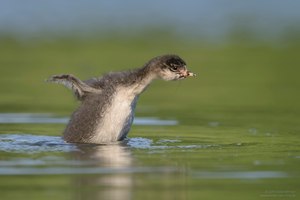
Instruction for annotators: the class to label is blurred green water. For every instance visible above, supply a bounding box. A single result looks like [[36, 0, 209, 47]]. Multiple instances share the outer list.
[[0, 36, 299, 200]]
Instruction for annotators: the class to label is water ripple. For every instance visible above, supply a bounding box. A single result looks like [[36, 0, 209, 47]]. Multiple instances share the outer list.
[[0, 134, 76, 153], [0, 134, 214, 153]]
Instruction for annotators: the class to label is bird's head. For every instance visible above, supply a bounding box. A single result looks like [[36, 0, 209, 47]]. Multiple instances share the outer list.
[[149, 55, 195, 81]]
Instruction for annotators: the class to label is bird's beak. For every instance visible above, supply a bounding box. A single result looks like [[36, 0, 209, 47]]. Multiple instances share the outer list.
[[187, 70, 196, 77], [180, 67, 196, 78]]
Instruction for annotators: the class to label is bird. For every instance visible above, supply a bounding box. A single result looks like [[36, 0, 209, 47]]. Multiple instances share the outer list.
[[47, 54, 195, 144]]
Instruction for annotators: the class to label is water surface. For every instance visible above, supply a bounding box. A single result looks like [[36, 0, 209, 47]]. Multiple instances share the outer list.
[[0, 113, 299, 200], [0, 42, 299, 200]]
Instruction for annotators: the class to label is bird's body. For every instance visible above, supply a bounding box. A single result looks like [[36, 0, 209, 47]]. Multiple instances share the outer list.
[[48, 55, 195, 144]]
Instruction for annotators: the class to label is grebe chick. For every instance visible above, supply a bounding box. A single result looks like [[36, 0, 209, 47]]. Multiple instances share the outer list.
[[48, 54, 195, 144]]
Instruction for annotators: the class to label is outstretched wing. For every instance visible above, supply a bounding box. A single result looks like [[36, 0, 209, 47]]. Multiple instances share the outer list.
[[47, 74, 101, 100]]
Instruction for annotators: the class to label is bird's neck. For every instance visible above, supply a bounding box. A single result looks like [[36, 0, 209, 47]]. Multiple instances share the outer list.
[[129, 66, 157, 96]]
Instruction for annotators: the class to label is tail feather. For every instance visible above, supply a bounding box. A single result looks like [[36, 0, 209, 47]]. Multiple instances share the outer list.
[[47, 74, 101, 100]]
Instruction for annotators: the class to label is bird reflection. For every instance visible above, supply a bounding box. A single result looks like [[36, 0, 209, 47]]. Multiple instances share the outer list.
[[70, 141, 133, 200]]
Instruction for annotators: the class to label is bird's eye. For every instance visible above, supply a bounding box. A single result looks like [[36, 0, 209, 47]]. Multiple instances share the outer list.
[[169, 64, 178, 72]]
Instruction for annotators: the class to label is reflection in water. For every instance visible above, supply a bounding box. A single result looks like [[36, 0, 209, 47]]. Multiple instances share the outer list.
[[0, 133, 289, 199], [71, 142, 133, 200]]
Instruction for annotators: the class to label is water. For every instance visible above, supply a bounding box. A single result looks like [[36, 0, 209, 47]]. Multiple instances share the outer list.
[[0, 113, 299, 200], [0, 113, 177, 125], [0, 133, 288, 179], [0, 42, 299, 199]]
